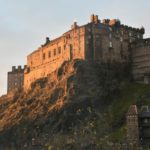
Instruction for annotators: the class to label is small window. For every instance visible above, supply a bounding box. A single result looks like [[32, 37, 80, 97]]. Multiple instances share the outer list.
[[43, 53, 46, 60], [129, 39, 132, 43], [129, 32, 132, 37], [109, 41, 113, 48], [109, 27, 112, 31], [48, 51, 51, 58], [54, 49, 56, 56], [58, 47, 61, 54], [120, 37, 123, 42], [109, 33, 112, 39], [64, 45, 66, 50]]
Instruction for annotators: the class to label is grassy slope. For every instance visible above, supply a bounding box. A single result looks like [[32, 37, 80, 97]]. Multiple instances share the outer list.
[[108, 82, 150, 142]]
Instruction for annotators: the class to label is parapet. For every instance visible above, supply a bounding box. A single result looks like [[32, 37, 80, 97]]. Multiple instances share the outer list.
[[9, 65, 26, 74], [132, 38, 150, 48]]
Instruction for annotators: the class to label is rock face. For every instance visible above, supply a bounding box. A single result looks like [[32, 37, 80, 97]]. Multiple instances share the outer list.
[[0, 60, 130, 149]]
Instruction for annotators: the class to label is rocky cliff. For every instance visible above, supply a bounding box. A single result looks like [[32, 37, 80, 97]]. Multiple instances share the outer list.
[[0, 59, 149, 150]]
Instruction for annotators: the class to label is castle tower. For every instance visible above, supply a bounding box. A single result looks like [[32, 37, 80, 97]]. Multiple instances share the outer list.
[[126, 105, 139, 145], [7, 66, 25, 93]]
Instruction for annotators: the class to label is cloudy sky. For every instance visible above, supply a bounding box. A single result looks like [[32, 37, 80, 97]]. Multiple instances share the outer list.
[[0, 0, 150, 96]]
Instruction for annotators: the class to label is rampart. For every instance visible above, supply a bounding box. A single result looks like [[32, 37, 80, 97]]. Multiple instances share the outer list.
[[131, 38, 150, 81]]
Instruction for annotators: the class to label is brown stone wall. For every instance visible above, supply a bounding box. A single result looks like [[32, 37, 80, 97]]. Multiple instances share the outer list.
[[84, 22, 142, 62], [24, 15, 145, 90], [24, 26, 85, 90], [7, 66, 24, 93], [132, 39, 150, 80]]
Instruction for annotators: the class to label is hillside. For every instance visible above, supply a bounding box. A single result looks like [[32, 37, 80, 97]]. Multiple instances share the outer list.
[[0, 60, 150, 150]]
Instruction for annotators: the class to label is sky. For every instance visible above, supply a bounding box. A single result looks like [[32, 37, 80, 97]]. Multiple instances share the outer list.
[[0, 0, 150, 96]]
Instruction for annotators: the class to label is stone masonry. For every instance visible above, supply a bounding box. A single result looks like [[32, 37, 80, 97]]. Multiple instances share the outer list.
[[8, 14, 150, 92], [22, 14, 144, 91], [7, 66, 26, 93]]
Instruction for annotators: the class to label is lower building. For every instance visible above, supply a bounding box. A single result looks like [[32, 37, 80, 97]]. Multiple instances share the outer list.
[[127, 105, 150, 148]]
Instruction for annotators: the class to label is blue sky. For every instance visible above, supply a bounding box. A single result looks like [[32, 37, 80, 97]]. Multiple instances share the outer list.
[[0, 0, 150, 96]]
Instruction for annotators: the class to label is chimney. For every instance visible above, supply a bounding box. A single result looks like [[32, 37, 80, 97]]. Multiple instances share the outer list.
[[90, 14, 100, 24], [46, 37, 50, 44], [71, 22, 78, 29], [94, 15, 99, 23], [90, 14, 95, 23]]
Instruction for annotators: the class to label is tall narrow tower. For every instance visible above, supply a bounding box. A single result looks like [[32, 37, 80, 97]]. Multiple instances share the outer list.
[[126, 105, 139, 145]]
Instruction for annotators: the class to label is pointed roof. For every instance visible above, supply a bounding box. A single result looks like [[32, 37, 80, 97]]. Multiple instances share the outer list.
[[127, 105, 138, 116]]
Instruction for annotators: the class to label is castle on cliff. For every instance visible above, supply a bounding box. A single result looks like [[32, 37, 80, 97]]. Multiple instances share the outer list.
[[7, 14, 150, 92]]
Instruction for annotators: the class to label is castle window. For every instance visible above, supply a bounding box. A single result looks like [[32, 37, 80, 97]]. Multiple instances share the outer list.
[[43, 53, 46, 60], [58, 47, 61, 54], [120, 37, 123, 42], [109, 33, 112, 39], [48, 51, 51, 58], [109, 27, 112, 31], [109, 41, 113, 48], [144, 119, 148, 124], [64, 45, 66, 50], [54, 49, 56, 56], [129, 32, 132, 37], [129, 39, 132, 43]]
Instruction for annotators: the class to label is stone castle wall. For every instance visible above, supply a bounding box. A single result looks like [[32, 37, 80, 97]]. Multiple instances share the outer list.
[[132, 39, 150, 81], [19, 15, 145, 91], [8, 66, 26, 93], [24, 25, 85, 90]]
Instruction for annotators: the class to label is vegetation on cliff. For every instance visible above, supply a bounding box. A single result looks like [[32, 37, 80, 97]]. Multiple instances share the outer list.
[[0, 60, 150, 150]]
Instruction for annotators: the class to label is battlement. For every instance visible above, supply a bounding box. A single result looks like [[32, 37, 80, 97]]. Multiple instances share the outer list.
[[8, 65, 27, 74], [131, 38, 150, 48], [90, 14, 144, 35]]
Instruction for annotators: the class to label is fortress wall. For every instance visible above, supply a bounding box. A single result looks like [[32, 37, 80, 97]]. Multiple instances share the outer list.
[[132, 42, 150, 80], [24, 17, 145, 90], [24, 26, 86, 90], [24, 57, 66, 90], [91, 25, 131, 62]]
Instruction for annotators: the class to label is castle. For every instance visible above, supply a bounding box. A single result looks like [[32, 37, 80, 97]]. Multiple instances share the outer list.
[[7, 14, 150, 92]]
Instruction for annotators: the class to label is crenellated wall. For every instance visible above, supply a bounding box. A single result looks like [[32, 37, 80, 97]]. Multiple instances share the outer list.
[[8, 65, 26, 93]]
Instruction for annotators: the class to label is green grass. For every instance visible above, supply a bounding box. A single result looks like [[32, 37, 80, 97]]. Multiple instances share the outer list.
[[106, 82, 150, 141]]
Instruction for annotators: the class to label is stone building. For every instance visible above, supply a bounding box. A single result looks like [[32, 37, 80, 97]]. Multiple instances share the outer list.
[[126, 105, 139, 145], [7, 66, 26, 93], [23, 14, 144, 90], [127, 105, 150, 147]]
